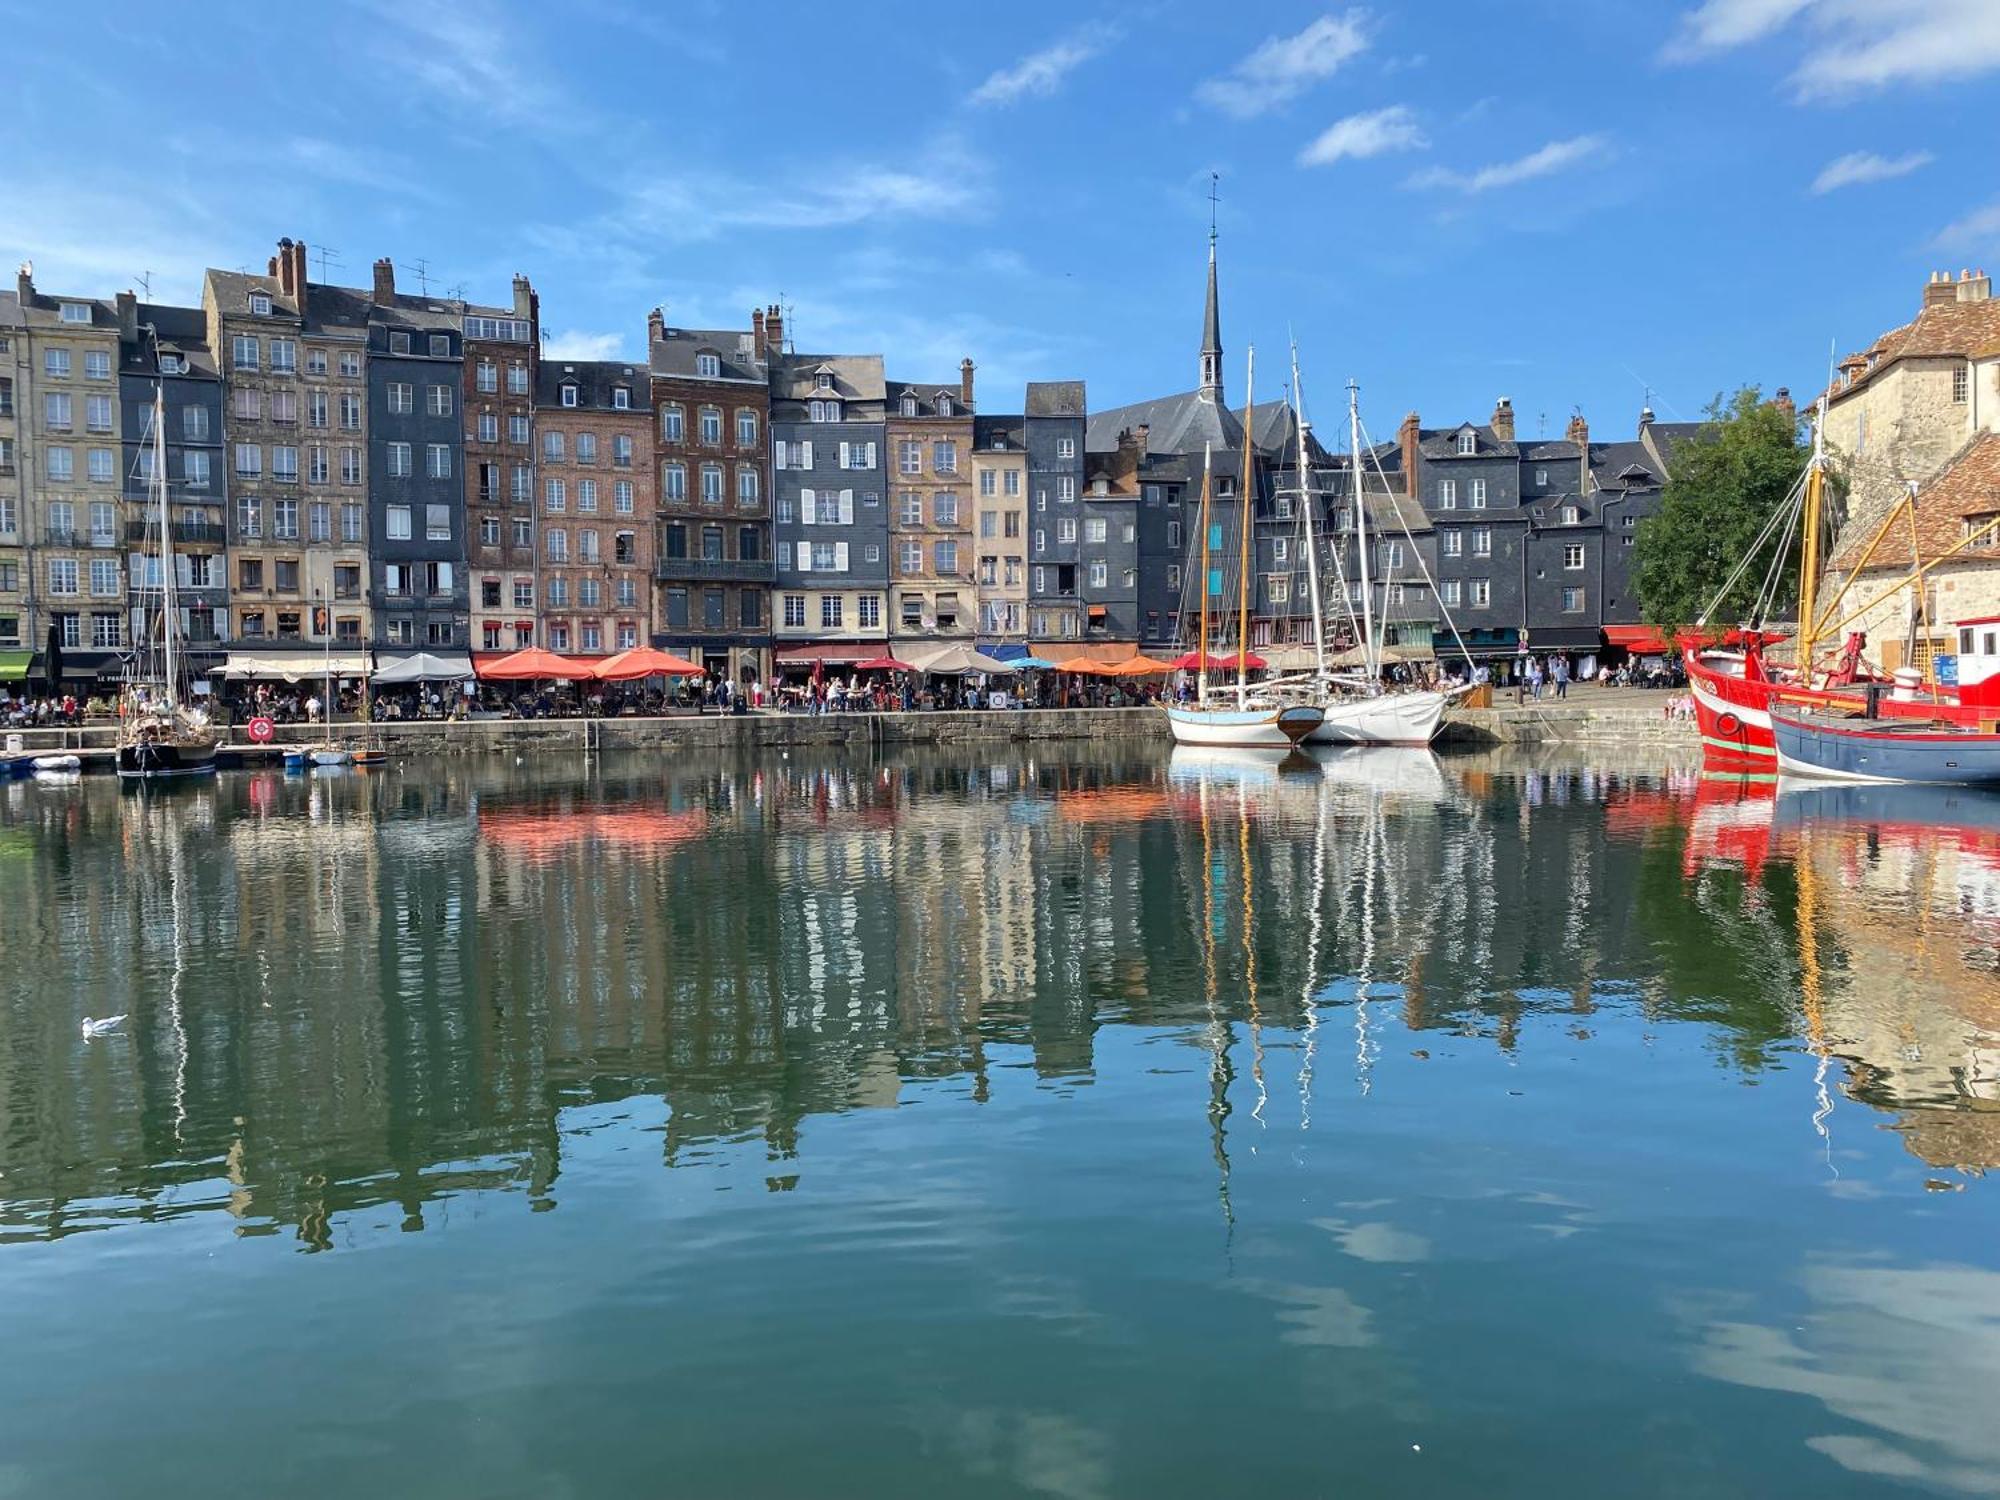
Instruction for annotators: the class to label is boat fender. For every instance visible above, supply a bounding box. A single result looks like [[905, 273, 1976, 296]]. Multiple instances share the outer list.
[[1715, 712, 1742, 737]]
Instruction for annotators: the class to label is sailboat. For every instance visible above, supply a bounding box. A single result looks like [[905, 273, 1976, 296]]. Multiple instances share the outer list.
[[1164, 348, 1324, 749], [309, 608, 352, 768], [1290, 367, 1461, 747], [117, 384, 219, 782]]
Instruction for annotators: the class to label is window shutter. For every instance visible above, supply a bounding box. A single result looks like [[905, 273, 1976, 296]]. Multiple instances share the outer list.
[[834, 541, 849, 572], [838, 441, 850, 468], [801, 487, 815, 522], [796, 541, 812, 573], [801, 440, 813, 468], [839, 489, 854, 525]]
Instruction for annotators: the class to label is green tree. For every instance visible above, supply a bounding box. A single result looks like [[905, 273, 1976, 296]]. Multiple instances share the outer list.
[[1633, 387, 1806, 631]]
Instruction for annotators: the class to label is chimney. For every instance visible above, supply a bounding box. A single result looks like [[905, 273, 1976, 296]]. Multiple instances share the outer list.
[[1923, 269, 1958, 308], [15, 261, 31, 306], [1958, 268, 1993, 304], [751, 308, 764, 350], [960, 357, 975, 409], [116, 290, 137, 341], [512, 273, 534, 319], [274, 238, 292, 296], [290, 237, 308, 298], [1771, 387, 1795, 425], [372, 257, 396, 304], [1398, 411, 1421, 499], [648, 305, 665, 345], [1639, 404, 1655, 430], [1566, 411, 1590, 450], [762, 303, 784, 356], [1490, 396, 1515, 442], [1135, 422, 1150, 460]]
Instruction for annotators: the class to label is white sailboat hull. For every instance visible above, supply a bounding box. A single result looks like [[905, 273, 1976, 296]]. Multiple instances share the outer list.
[[1304, 690, 1449, 746], [1165, 703, 1324, 748]]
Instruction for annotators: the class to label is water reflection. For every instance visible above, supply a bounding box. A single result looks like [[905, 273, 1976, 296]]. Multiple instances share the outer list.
[[4, 747, 2000, 1258]]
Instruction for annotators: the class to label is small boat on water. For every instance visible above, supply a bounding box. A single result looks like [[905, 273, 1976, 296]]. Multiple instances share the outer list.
[[1772, 704, 2000, 786], [31, 754, 80, 774]]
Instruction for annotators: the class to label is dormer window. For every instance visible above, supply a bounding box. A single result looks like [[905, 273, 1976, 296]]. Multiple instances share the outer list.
[[250, 293, 272, 317], [696, 353, 721, 378], [902, 396, 918, 417], [937, 395, 953, 416], [1561, 505, 1581, 525], [1536, 468, 1548, 485], [1457, 430, 1476, 456], [561, 383, 579, 408], [159, 354, 184, 375], [814, 372, 833, 391], [59, 301, 90, 324], [612, 386, 630, 409]]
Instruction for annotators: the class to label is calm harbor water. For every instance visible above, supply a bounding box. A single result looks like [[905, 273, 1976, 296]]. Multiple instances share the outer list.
[[2, 746, 1998, 1498]]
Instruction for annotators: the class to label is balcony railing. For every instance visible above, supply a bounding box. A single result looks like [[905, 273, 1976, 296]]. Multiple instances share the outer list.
[[126, 520, 228, 546], [656, 555, 775, 583]]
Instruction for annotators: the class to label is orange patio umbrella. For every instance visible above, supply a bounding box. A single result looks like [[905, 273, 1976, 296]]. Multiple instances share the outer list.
[[1106, 654, 1174, 676], [477, 647, 595, 680], [592, 646, 705, 681], [1052, 656, 1119, 675]]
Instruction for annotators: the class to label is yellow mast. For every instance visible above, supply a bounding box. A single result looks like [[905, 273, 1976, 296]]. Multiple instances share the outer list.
[[1795, 395, 1828, 679], [1235, 347, 1255, 707], [1197, 444, 1213, 708]]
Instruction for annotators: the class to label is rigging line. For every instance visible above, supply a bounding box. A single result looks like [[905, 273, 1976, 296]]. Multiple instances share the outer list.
[[1356, 410, 1474, 665]]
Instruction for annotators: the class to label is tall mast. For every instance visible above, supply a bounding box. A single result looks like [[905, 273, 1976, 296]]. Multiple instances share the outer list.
[[1235, 347, 1255, 708], [1349, 380, 1377, 683], [154, 383, 178, 711], [1795, 393, 1828, 679], [1197, 443, 1213, 707], [322, 590, 334, 747], [1290, 344, 1327, 693]]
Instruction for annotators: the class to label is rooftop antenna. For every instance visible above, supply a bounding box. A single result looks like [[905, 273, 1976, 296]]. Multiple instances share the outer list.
[[405, 257, 432, 296], [781, 294, 794, 352], [1538, 410, 1547, 439], [134, 270, 153, 299], [312, 246, 343, 282], [447, 282, 467, 303]]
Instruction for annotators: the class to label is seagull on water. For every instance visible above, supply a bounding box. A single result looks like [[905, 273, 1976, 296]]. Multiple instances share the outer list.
[[81, 1015, 127, 1039]]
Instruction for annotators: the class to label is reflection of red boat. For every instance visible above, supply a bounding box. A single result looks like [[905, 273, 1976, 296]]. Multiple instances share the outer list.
[[1681, 774, 1777, 882], [478, 805, 710, 859]]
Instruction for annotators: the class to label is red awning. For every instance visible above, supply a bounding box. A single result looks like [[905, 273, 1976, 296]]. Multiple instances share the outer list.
[[773, 642, 888, 665], [1604, 625, 1672, 654]]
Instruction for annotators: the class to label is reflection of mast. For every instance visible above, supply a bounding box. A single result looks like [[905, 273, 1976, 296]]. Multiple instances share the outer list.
[[1240, 779, 1267, 1127], [1300, 769, 1328, 1130], [1197, 774, 1234, 1237], [1355, 795, 1380, 1096], [1795, 835, 1837, 1173]]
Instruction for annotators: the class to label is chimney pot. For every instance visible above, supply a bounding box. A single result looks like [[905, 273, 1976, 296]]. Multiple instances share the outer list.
[[960, 356, 975, 409], [647, 305, 665, 345], [1490, 396, 1515, 442], [1398, 411, 1421, 500], [372, 257, 396, 303], [116, 290, 137, 341], [512, 273, 534, 320], [761, 303, 783, 356]]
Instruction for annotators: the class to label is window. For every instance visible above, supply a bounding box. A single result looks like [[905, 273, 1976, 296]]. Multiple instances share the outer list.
[[247, 292, 271, 317], [92, 612, 122, 648], [979, 470, 996, 498], [613, 434, 633, 467], [1560, 505, 1581, 525], [45, 392, 73, 430], [477, 362, 498, 393], [388, 382, 413, 415], [935, 493, 960, 527], [89, 500, 115, 543], [427, 444, 451, 479], [737, 410, 758, 446], [387, 442, 411, 477], [1269, 573, 1290, 604], [185, 450, 212, 488], [271, 338, 296, 373], [899, 539, 923, 574], [1438, 479, 1456, 510], [273, 445, 299, 482], [273, 498, 299, 538], [543, 431, 565, 462], [699, 408, 722, 445], [234, 442, 261, 477], [615, 480, 635, 514], [701, 465, 723, 503], [340, 393, 362, 430], [1439, 579, 1461, 607], [1470, 579, 1491, 607], [307, 389, 329, 428], [47, 559, 79, 596], [429, 335, 450, 358], [508, 414, 529, 444], [579, 576, 600, 606], [386, 505, 412, 540], [784, 593, 806, 628], [932, 541, 957, 575], [1443, 528, 1463, 557], [1470, 478, 1487, 509], [238, 559, 265, 592], [59, 300, 92, 324], [310, 501, 333, 541], [560, 383, 578, 409], [545, 527, 567, 561], [514, 579, 535, 610], [427, 384, 453, 417], [1058, 476, 1075, 502], [84, 350, 110, 380], [340, 352, 361, 378], [1562, 586, 1585, 613], [237, 498, 262, 537], [1954, 365, 1970, 404], [427, 504, 451, 540], [1562, 544, 1585, 570], [1385, 541, 1405, 569], [663, 405, 685, 442], [821, 595, 844, 628], [1057, 517, 1077, 543], [1057, 437, 1076, 459], [507, 364, 528, 395], [87, 447, 114, 483], [663, 464, 686, 502], [1084, 517, 1107, 543], [84, 394, 112, 432], [1457, 430, 1476, 455], [899, 492, 923, 526], [45, 348, 71, 377], [512, 516, 532, 547], [933, 440, 957, 474], [612, 386, 630, 410], [275, 559, 300, 594], [695, 352, 722, 378], [89, 558, 120, 596], [578, 479, 598, 512], [899, 441, 921, 476], [1472, 527, 1491, 557], [341, 448, 362, 485], [736, 467, 758, 506], [478, 412, 499, 443]]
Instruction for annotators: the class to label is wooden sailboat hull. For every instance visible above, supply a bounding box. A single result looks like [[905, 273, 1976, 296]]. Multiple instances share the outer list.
[[1304, 691, 1448, 746], [116, 741, 218, 781], [1165, 703, 1324, 748], [1772, 709, 2000, 786]]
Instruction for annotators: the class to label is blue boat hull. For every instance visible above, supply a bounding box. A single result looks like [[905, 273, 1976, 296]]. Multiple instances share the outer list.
[[1772, 711, 2000, 786]]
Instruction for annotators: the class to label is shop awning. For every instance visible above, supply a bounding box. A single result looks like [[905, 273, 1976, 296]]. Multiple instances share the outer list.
[[373, 651, 474, 684], [1604, 625, 1673, 655], [221, 651, 373, 682], [1527, 627, 1605, 651], [0, 650, 31, 682], [773, 642, 887, 666]]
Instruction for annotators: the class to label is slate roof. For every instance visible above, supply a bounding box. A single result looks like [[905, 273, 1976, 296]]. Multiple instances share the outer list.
[[1025, 380, 1085, 418], [975, 415, 1025, 450], [122, 303, 219, 378], [9, 284, 118, 331], [536, 359, 652, 412], [1086, 390, 1308, 461], [1831, 431, 2000, 572], [0, 291, 21, 329], [886, 379, 971, 417], [771, 352, 886, 403], [650, 325, 765, 383], [1416, 423, 1519, 460]]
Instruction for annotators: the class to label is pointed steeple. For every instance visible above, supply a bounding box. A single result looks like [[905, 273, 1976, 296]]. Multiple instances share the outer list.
[[1200, 175, 1224, 404]]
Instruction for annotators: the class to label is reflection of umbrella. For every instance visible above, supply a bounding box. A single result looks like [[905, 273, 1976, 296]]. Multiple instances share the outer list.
[[1170, 649, 1266, 671], [1052, 656, 1119, 675], [912, 643, 1016, 674], [592, 647, 704, 681], [43, 624, 63, 694], [1106, 654, 1173, 677], [477, 647, 594, 681], [854, 655, 918, 671]]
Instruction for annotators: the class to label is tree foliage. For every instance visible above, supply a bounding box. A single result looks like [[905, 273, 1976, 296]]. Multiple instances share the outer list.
[[1633, 387, 1807, 631]]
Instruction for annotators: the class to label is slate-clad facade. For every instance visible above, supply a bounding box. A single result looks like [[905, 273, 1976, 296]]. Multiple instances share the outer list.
[[1024, 379, 1086, 645], [366, 258, 467, 649], [771, 348, 889, 664]]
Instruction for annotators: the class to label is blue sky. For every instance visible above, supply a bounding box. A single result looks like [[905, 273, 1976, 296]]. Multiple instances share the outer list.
[[4, 0, 1996, 439]]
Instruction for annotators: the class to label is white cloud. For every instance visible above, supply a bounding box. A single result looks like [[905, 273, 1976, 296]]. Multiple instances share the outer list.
[[1663, 0, 1814, 60], [1297, 104, 1427, 167], [1932, 200, 2000, 253], [1665, 0, 2000, 97], [540, 331, 626, 361], [1809, 148, 1932, 194], [971, 30, 1112, 106], [1197, 10, 1371, 118], [355, 0, 561, 125], [1407, 135, 1608, 194]]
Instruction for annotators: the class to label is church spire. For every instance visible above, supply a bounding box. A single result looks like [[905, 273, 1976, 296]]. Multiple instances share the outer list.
[[1200, 173, 1223, 404]]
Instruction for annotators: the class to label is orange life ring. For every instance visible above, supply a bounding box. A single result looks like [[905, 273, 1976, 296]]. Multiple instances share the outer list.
[[1715, 711, 1742, 737]]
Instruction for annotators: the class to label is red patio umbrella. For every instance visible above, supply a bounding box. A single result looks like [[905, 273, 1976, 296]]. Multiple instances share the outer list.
[[1170, 649, 1267, 672], [477, 647, 594, 681], [854, 656, 918, 671], [592, 647, 705, 681]]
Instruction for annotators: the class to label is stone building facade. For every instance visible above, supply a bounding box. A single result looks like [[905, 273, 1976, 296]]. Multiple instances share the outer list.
[[534, 359, 653, 655], [886, 367, 976, 648], [971, 415, 1028, 643], [463, 280, 539, 652], [649, 307, 771, 683], [0, 285, 22, 652]]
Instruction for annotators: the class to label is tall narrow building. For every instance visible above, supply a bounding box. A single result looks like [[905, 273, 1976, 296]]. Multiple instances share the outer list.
[[1024, 379, 1087, 647], [971, 413, 1028, 645], [886, 363, 976, 649], [535, 359, 653, 655], [463, 278, 539, 652], [0, 283, 26, 658]]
